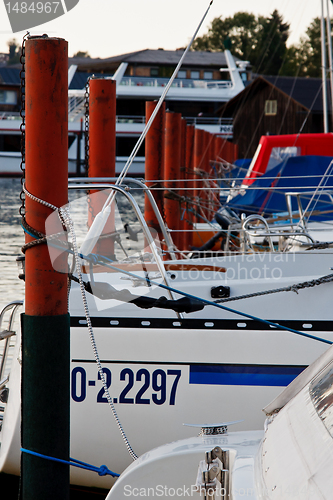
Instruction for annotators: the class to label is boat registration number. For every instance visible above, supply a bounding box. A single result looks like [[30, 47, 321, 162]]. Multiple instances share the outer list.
[[71, 366, 181, 406]]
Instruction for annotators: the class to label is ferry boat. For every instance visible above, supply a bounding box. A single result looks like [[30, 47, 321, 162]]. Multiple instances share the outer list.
[[0, 49, 247, 177]]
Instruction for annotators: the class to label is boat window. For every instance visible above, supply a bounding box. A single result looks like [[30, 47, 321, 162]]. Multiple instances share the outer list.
[[0, 133, 21, 152], [190, 70, 200, 79], [68, 135, 76, 148], [116, 136, 145, 157], [203, 71, 213, 80], [177, 70, 186, 79], [150, 68, 159, 77], [266, 147, 300, 173], [309, 362, 333, 438], [0, 90, 17, 105]]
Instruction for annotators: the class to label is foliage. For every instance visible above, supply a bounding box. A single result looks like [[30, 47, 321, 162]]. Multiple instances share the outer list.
[[193, 11, 333, 77], [285, 17, 331, 78], [192, 10, 290, 75], [253, 10, 290, 75], [72, 50, 91, 58]]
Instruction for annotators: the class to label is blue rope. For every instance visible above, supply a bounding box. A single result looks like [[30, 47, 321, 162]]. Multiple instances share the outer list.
[[21, 448, 120, 477], [21, 222, 41, 240]]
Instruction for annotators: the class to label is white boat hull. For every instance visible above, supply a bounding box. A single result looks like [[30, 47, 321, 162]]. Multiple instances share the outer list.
[[1, 252, 333, 488]]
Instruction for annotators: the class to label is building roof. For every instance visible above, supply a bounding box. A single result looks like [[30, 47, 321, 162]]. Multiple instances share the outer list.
[[220, 75, 331, 115], [0, 66, 20, 85], [69, 72, 110, 90], [68, 49, 240, 72], [263, 75, 330, 113]]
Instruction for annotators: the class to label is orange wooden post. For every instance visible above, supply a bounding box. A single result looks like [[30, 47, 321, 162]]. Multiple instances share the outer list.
[[144, 100, 166, 242], [25, 38, 68, 316], [233, 142, 239, 163], [88, 78, 116, 257], [209, 135, 221, 215], [23, 36, 70, 499], [213, 134, 222, 161], [193, 128, 205, 222], [183, 124, 195, 250], [89, 78, 116, 178], [178, 117, 187, 252], [164, 111, 182, 252], [202, 130, 210, 219]]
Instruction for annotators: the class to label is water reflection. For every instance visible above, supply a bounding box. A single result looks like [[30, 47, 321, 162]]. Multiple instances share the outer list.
[[0, 178, 25, 312]]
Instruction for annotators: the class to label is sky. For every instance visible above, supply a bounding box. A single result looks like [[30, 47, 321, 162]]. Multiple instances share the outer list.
[[0, 0, 330, 60]]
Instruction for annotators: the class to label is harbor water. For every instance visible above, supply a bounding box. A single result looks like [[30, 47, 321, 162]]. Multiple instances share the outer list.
[[0, 178, 25, 313], [0, 177, 146, 314]]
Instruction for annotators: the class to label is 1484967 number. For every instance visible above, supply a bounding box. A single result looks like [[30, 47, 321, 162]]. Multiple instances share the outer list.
[[5, 2, 61, 14]]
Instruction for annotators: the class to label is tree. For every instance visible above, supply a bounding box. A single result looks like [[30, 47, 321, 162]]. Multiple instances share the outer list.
[[294, 18, 324, 78], [279, 17, 333, 78], [192, 10, 290, 75], [192, 12, 259, 60], [72, 50, 91, 58], [253, 10, 290, 75]]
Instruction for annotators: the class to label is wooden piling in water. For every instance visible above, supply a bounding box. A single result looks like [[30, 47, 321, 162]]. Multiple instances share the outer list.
[[88, 78, 116, 257], [22, 36, 70, 499], [193, 128, 205, 223], [89, 78, 116, 178], [144, 101, 166, 243], [179, 118, 187, 252], [184, 124, 195, 250], [164, 111, 182, 253]]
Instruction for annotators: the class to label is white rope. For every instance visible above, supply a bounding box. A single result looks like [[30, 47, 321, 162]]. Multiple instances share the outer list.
[[59, 206, 138, 461], [23, 183, 58, 211], [22, 183, 138, 460]]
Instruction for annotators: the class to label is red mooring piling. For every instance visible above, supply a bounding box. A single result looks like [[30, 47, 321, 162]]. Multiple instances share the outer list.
[[144, 100, 166, 243], [22, 36, 70, 500], [89, 78, 116, 178], [184, 124, 195, 250], [88, 78, 116, 257], [164, 111, 182, 253], [193, 127, 205, 223], [179, 117, 187, 251]]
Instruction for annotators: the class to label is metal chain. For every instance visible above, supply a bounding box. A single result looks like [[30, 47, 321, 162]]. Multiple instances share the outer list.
[[84, 76, 96, 222], [19, 32, 30, 218], [84, 77, 90, 175]]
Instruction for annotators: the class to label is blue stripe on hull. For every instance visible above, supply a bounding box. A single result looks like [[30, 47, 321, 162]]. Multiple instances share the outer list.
[[189, 364, 306, 387]]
